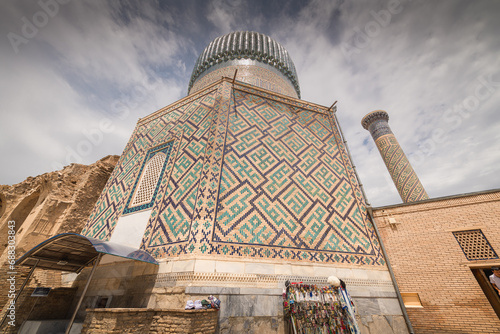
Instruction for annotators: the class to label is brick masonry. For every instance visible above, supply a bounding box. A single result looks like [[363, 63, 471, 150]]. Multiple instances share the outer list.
[[0, 287, 76, 333], [81, 308, 218, 334], [373, 190, 500, 333]]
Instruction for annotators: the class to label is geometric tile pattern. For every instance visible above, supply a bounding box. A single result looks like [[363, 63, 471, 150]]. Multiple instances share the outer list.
[[82, 89, 217, 241], [187, 81, 234, 258], [453, 229, 498, 260], [142, 88, 221, 257], [212, 89, 384, 265], [375, 135, 429, 203], [82, 79, 385, 266], [190, 64, 297, 98], [141, 91, 217, 255]]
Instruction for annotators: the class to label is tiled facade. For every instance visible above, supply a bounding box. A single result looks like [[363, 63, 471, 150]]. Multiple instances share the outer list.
[[82, 87, 218, 244], [82, 79, 385, 267], [214, 88, 382, 264], [188, 31, 300, 97], [189, 63, 298, 98], [373, 190, 500, 333]]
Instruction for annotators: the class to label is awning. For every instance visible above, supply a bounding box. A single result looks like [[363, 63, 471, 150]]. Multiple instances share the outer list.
[[7, 233, 159, 334], [15, 233, 158, 272]]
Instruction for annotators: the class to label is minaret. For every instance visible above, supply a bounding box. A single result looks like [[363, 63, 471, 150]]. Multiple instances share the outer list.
[[362, 110, 429, 203]]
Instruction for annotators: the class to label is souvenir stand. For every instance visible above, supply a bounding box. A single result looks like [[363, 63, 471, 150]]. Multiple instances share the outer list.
[[283, 277, 359, 334]]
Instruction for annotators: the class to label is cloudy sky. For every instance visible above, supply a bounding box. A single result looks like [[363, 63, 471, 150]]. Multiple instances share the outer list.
[[1, 0, 499, 207]]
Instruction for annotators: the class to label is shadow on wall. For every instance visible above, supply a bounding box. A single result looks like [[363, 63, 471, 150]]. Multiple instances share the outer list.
[[70, 260, 160, 322], [9, 189, 41, 234], [0, 189, 41, 255], [0, 194, 5, 218]]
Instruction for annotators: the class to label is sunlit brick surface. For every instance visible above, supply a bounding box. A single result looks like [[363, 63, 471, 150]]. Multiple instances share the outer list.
[[374, 190, 500, 333]]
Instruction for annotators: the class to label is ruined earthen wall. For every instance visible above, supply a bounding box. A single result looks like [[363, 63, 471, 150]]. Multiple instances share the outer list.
[[0, 156, 119, 331], [81, 308, 218, 334]]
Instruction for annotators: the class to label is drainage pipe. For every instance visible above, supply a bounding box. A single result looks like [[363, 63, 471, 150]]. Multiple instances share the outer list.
[[332, 110, 414, 334]]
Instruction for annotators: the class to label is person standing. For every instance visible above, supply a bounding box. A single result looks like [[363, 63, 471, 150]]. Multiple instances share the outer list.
[[490, 266, 500, 296]]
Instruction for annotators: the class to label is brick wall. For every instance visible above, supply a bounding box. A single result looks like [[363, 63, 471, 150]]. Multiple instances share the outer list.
[[81, 308, 218, 334], [0, 287, 77, 333], [373, 190, 500, 333]]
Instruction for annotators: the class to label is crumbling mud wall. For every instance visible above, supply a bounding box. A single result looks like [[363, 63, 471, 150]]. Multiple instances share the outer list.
[[0, 155, 118, 331]]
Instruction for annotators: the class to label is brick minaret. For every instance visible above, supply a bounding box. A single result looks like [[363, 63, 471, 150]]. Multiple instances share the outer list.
[[362, 110, 429, 203]]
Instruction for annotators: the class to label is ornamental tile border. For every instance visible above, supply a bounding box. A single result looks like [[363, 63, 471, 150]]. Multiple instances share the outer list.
[[138, 86, 219, 126], [152, 272, 394, 288], [233, 82, 328, 114]]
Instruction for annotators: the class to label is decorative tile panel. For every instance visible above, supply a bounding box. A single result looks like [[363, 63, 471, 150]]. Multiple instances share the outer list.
[[141, 91, 219, 257], [82, 82, 384, 266], [190, 64, 297, 98], [212, 89, 384, 265], [82, 91, 217, 242]]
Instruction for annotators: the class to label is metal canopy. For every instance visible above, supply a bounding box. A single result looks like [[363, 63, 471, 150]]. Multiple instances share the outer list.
[[16, 233, 158, 272]]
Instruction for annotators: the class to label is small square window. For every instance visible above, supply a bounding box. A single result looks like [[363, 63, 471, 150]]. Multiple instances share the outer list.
[[401, 292, 423, 308], [94, 296, 111, 308]]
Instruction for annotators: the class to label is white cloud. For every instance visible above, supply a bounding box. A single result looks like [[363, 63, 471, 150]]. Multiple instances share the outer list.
[[1, 0, 499, 207], [0, 1, 195, 182], [258, 0, 500, 205]]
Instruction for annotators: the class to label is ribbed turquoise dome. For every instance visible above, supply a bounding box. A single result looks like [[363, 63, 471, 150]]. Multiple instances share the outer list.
[[188, 31, 300, 97]]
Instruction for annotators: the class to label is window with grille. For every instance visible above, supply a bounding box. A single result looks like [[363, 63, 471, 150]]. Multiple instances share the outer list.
[[122, 141, 173, 215], [453, 229, 498, 260], [131, 153, 167, 206]]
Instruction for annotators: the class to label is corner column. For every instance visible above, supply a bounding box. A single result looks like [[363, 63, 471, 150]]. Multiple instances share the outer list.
[[362, 110, 428, 203]]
